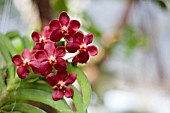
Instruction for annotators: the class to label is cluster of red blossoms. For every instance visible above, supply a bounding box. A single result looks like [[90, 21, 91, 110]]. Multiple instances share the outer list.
[[12, 12, 98, 100]]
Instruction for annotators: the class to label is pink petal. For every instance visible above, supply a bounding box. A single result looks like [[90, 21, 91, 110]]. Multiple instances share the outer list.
[[50, 30, 63, 42], [46, 73, 59, 86], [12, 54, 23, 66], [59, 12, 70, 26], [35, 50, 48, 62], [30, 50, 38, 61], [33, 43, 44, 50], [73, 32, 84, 44], [55, 58, 67, 71], [49, 20, 61, 31], [39, 61, 53, 76], [55, 46, 66, 58], [66, 42, 80, 53], [56, 71, 68, 81], [22, 48, 31, 59], [17, 66, 30, 79], [64, 86, 73, 98], [87, 45, 98, 56], [31, 32, 40, 42], [77, 51, 89, 63], [84, 33, 93, 45], [68, 20, 80, 34], [65, 73, 77, 84], [42, 26, 51, 39], [30, 61, 40, 74], [52, 89, 64, 101], [44, 43, 55, 57]]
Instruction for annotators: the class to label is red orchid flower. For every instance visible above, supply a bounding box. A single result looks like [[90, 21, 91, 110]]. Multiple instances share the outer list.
[[35, 43, 66, 76], [32, 26, 54, 50], [66, 32, 98, 64], [49, 12, 80, 42], [46, 71, 77, 101], [12, 49, 39, 79]]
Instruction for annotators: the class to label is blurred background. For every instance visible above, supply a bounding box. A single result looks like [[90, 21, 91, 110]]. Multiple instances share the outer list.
[[0, 0, 170, 113]]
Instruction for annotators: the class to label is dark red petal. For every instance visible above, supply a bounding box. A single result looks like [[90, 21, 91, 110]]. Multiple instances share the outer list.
[[64, 86, 73, 98], [68, 20, 80, 31], [33, 43, 44, 50], [17, 66, 30, 79], [66, 42, 80, 53], [39, 61, 52, 76], [84, 33, 93, 45], [56, 71, 68, 81], [46, 73, 58, 86], [44, 43, 55, 57], [65, 35, 73, 42], [72, 56, 78, 65], [77, 51, 89, 63], [87, 45, 98, 56], [73, 32, 84, 44], [49, 20, 61, 31], [42, 26, 51, 39], [12, 54, 23, 66], [31, 32, 40, 42], [65, 73, 77, 84], [35, 50, 48, 62], [30, 61, 40, 74], [22, 48, 31, 59], [55, 46, 66, 58], [55, 58, 67, 71], [50, 30, 63, 42], [52, 89, 64, 101], [59, 12, 70, 26]]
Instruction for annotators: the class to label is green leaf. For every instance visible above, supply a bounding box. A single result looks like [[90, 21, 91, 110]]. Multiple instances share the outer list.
[[2, 103, 46, 113], [67, 63, 92, 111], [9, 89, 74, 113], [0, 34, 15, 84], [0, 33, 17, 55], [21, 36, 34, 49], [20, 82, 52, 93], [69, 85, 85, 113], [0, 34, 12, 63], [6, 31, 20, 39], [0, 68, 6, 95]]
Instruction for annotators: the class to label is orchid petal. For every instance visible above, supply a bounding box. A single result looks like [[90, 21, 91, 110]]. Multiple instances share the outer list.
[[52, 89, 64, 101], [84, 33, 93, 45], [50, 30, 63, 42], [17, 66, 30, 79], [87, 45, 98, 56], [12, 54, 23, 66], [64, 86, 73, 98], [59, 12, 70, 26], [39, 61, 53, 76], [65, 73, 77, 84], [49, 20, 61, 31], [32, 32, 40, 42]]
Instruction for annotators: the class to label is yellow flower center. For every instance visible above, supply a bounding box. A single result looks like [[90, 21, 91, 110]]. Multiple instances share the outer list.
[[53, 81, 65, 89], [61, 26, 68, 34], [48, 56, 56, 64], [39, 36, 46, 43], [80, 43, 87, 49], [23, 59, 30, 66]]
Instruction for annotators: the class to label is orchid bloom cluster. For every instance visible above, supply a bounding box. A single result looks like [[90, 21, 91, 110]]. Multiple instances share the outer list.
[[12, 12, 98, 101]]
